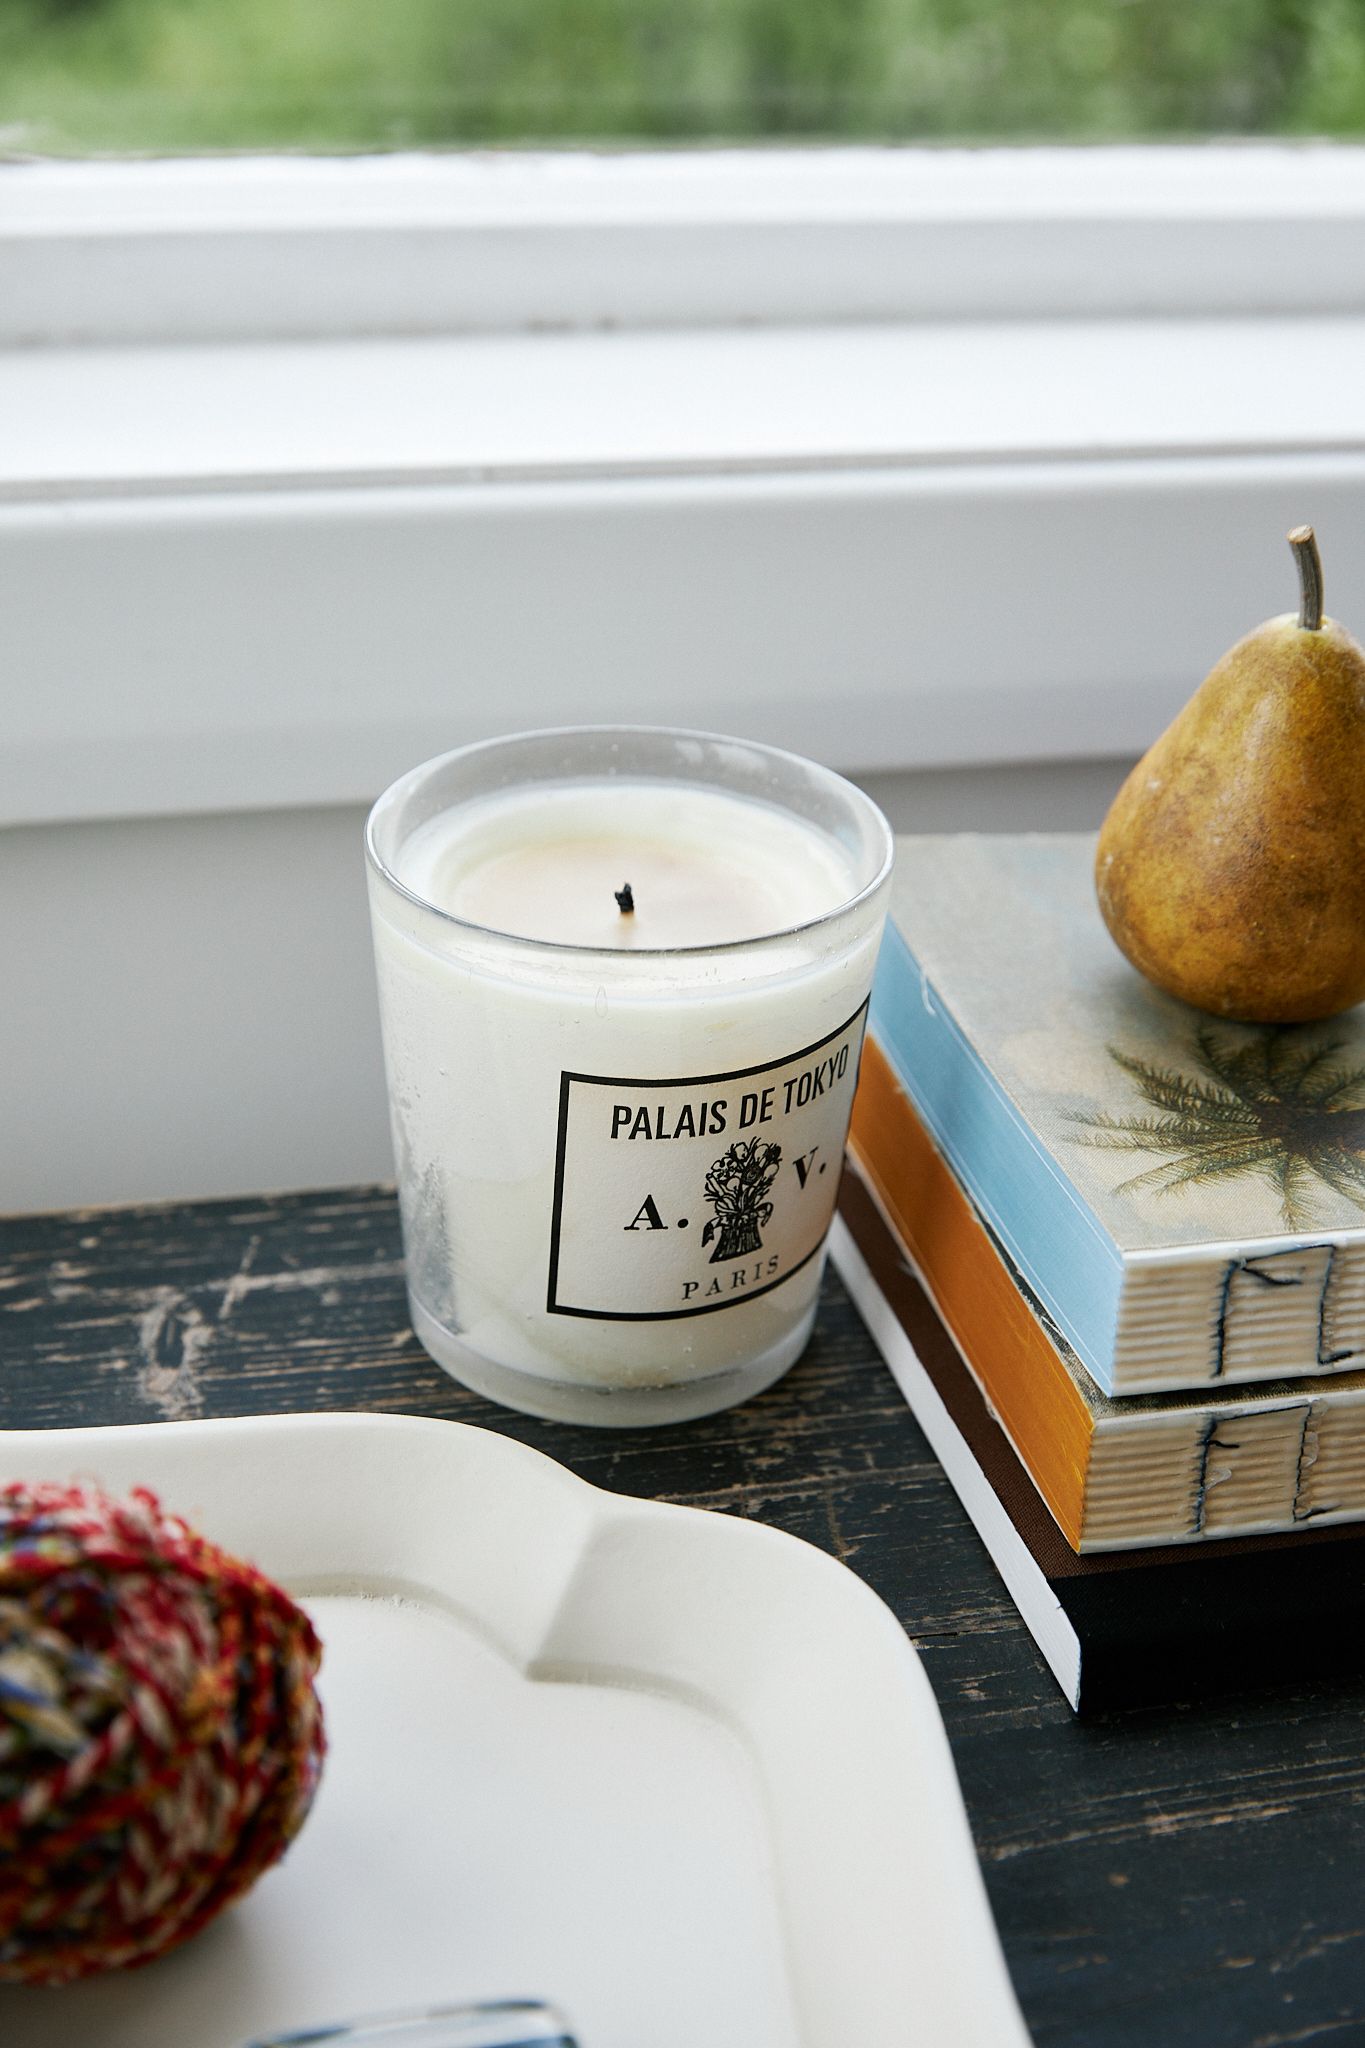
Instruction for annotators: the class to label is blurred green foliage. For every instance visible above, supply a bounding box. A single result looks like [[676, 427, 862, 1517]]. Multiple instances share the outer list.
[[2, 0, 1364, 153]]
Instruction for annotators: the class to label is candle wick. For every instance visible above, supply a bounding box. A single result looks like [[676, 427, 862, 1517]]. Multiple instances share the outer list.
[[615, 882, 635, 915]]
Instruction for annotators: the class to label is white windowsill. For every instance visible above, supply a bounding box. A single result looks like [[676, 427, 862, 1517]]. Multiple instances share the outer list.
[[5, 315, 1365, 500], [7, 144, 1365, 343], [18, 144, 1365, 228], [4, 144, 1365, 831]]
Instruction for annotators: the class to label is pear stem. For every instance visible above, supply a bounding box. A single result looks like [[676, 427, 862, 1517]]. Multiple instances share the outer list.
[[1288, 525, 1323, 631]]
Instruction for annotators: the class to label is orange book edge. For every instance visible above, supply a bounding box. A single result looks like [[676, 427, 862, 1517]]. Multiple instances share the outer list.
[[849, 1035, 1093, 1550]]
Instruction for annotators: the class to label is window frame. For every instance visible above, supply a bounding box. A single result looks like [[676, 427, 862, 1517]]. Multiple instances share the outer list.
[[8, 144, 1365, 345], [4, 144, 1365, 830]]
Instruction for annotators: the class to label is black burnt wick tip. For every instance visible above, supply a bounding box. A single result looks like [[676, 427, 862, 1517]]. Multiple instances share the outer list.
[[615, 882, 635, 915]]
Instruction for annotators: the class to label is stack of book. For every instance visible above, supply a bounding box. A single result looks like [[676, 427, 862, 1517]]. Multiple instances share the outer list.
[[833, 833, 1365, 1712]]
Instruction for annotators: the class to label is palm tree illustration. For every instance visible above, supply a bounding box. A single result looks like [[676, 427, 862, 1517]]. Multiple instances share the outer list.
[[1064, 1026, 1365, 1230], [702, 1139, 783, 1263]]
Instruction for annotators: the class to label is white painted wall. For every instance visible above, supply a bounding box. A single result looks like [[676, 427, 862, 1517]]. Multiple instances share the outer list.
[[2, 804, 390, 1214], [0, 757, 1129, 1215]]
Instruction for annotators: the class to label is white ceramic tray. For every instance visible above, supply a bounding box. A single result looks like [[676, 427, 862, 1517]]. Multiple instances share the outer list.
[[0, 1414, 1030, 2048]]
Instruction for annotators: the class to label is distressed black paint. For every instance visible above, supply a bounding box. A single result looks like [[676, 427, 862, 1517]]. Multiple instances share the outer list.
[[2, 1182, 1364, 2046]]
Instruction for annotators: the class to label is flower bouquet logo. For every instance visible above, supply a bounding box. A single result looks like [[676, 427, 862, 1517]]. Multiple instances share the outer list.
[[701, 1138, 783, 1263]]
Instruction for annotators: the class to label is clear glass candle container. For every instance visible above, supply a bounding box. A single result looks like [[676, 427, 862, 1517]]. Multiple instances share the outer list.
[[365, 727, 893, 1426]]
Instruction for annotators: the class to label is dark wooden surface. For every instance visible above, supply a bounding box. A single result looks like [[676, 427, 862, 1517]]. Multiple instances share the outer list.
[[3, 1184, 1365, 2047]]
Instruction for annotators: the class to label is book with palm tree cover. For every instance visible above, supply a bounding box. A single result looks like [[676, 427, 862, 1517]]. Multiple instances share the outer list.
[[865, 835, 1365, 1396], [848, 1039, 1365, 1551]]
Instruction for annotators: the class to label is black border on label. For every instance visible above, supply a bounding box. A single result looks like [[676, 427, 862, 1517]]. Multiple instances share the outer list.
[[546, 999, 869, 1321]]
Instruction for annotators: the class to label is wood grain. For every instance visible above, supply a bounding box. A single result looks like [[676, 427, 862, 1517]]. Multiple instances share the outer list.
[[3, 1182, 1364, 2046]]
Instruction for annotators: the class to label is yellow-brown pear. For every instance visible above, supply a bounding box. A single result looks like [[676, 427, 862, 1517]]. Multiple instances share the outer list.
[[1096, 527, 1365, 1022]]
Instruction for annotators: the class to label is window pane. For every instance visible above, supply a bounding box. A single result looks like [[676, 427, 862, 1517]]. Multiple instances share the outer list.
[[3, 0, 1365, 153]]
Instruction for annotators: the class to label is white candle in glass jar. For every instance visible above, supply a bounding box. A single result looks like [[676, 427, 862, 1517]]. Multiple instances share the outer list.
[[366, 729, 892, 1427]]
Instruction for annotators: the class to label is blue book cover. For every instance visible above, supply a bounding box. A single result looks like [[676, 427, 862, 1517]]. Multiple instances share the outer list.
[[867, 834, 1365, 1396]]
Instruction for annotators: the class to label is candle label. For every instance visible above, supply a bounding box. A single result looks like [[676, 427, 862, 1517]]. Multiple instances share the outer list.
[[547, 1002, 867, 1321]]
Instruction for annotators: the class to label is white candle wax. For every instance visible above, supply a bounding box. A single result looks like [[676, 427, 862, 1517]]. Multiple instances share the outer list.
[[367, 733, 891, 1426], [401, 782, 855, 949]]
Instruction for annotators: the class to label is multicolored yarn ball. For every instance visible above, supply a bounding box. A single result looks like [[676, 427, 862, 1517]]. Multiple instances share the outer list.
[[0, 1479, 325, 1986]]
